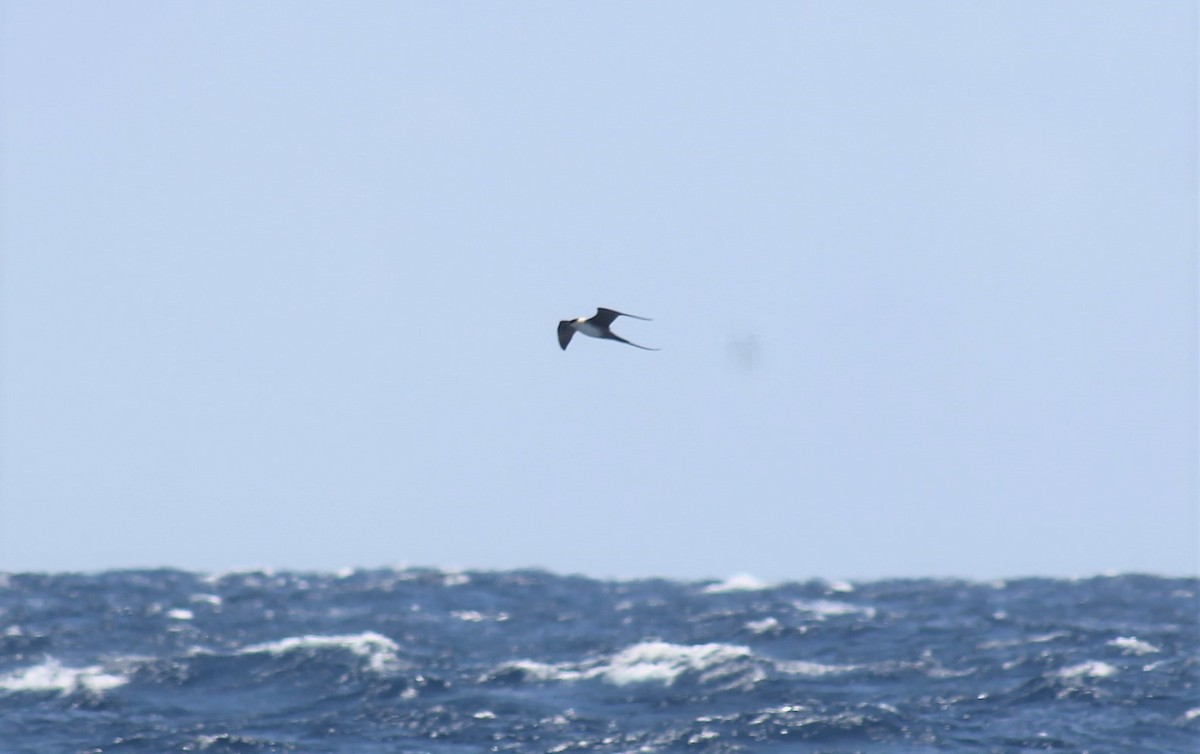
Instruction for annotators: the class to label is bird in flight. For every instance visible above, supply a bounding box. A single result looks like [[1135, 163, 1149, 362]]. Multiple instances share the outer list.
[[558, 308, 658, 351]]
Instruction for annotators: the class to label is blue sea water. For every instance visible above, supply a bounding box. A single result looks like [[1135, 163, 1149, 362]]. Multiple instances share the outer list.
[[0, 569, 1196, 754]]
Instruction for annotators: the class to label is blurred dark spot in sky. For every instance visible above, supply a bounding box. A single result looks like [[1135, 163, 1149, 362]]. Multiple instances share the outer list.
[[726, 334, 761, 372]]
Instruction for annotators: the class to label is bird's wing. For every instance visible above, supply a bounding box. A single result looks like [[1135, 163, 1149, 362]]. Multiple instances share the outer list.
[[593, 307, 652, 326], [557, 321, 575, 350], [603, 331, 660, 351]]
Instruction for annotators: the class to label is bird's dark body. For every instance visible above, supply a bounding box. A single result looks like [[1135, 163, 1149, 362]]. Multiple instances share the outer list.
[[558, 308, 657, 351]]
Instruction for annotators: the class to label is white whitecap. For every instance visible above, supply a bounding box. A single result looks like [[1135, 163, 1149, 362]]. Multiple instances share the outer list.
[[745, 617, 780, 634], [167, 608, 194, 621], [978, 631, 1069, 650], [1107, 636, 1160, 655], [240, 632, 402, 673], [0, 659, 128, 695], [793, 599, 876, 620], [493, 641, 757, 687], [1057, 661, 1118, 680], [452, 610, 510, 622], [601, 641, 752, 686], [702, 574, 769, 593], [202, 567, 276, 585], [494, 659, 586, 683], [687, 729, 720, 744], [775, 659, 861, 677]]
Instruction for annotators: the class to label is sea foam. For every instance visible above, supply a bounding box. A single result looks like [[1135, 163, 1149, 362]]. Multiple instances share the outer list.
[[793, 599, 877, 620], [701, 574, 770, 593], [601, 641, 754, 686], [1057, 661, 1119, 680], [494, 641, 758, 687], [240, 632, 402, 673], [0, 659, 128, 695], [1107, 636, 1160, 655]]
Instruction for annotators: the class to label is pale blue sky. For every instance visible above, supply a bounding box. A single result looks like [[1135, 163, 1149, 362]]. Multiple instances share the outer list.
[[2, 2, 1196, 580]]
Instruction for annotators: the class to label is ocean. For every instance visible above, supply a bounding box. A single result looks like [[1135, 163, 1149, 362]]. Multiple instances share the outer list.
[[0, 569, 1195, 753]]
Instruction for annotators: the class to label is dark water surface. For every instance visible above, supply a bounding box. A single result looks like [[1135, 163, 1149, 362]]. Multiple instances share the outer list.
[[0, 569, 1196, 753]]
